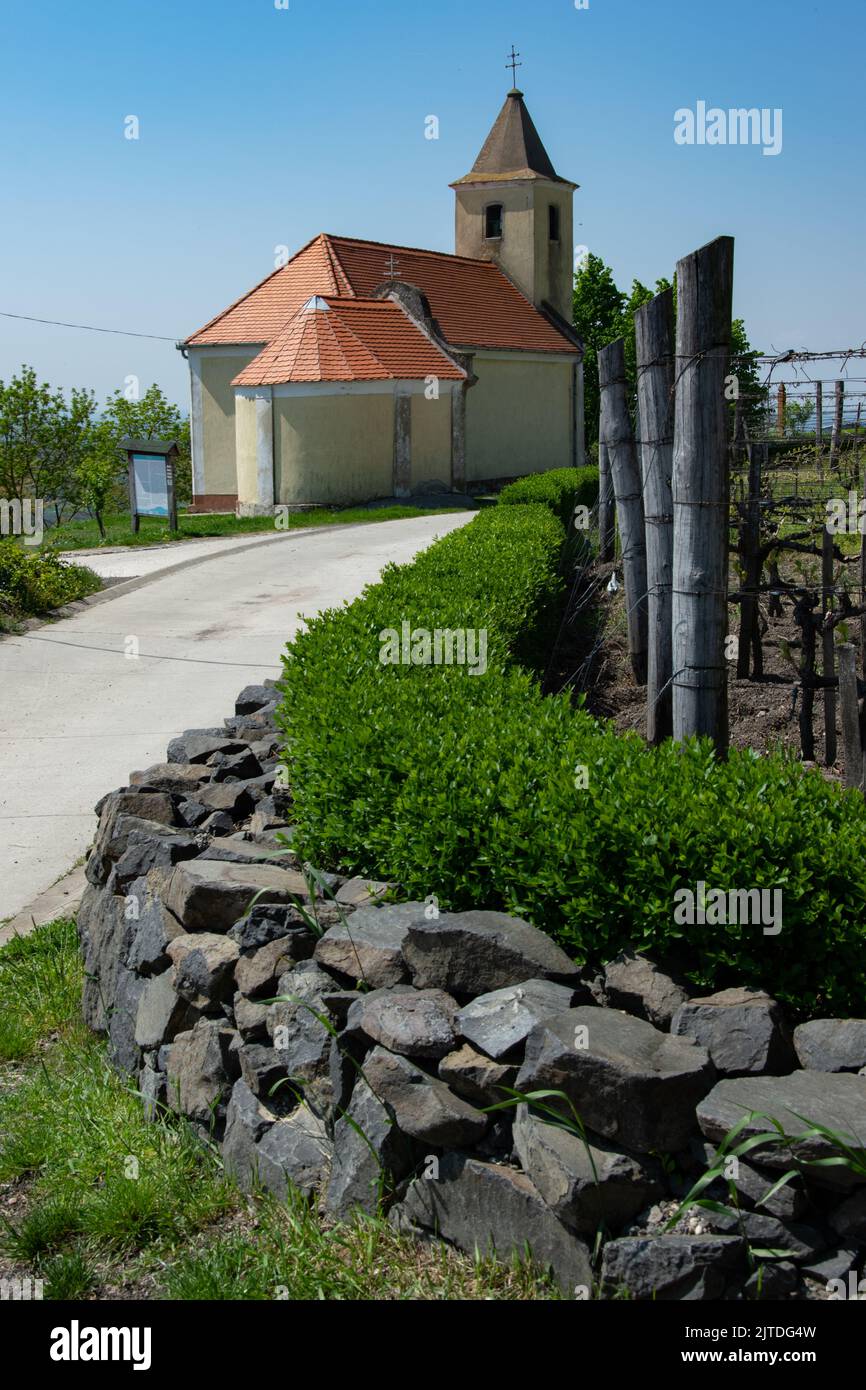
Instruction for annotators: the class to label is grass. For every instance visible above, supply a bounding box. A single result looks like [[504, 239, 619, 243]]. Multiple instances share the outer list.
[[0, 919, 558, 1301], [38, 505, 469, 552]]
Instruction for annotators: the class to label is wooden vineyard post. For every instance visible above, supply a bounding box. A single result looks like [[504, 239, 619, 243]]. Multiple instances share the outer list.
[[671, 235, 735, 755], [599, 338, 648, 684], [737, 443, 765, 679], [597, 436, 615, 562], [822, 526, 837, 766], [815, 381, 823, 450], [830, 380, 844, 466], [838, 643, 864, 790], [860, 464, 866, 676], [635, 288, 675, 741], [776, 382, 787, 436]]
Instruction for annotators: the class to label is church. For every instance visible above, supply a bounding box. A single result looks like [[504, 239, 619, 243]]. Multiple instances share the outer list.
[[180, 86, 585, 513]]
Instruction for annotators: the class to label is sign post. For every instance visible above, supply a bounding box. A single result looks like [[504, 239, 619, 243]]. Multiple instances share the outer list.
[[122, 438, 179, 534]]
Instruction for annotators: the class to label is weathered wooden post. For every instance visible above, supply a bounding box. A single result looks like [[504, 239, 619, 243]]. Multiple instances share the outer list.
[[776, 382, 787, 435], [860, 465, 866, 677], [599, 338, 648, 684], [671, 236, 735, 754], [737, 443, 765, 679], [830, 380, 845, 465], [635, 288, 675, 741], [822, 526, 837, 766], [815, 381, 823, 450], [838, 643, 863, 790], [597, 437, 615, 562]]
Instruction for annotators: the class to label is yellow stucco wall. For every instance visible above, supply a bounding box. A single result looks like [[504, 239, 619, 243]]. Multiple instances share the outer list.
[[274, 392, 394, 504], [465, 355, 573, 480], [410, 392, 452, 488], [200, 352, 258, 495], [234, 393, 259, 506]]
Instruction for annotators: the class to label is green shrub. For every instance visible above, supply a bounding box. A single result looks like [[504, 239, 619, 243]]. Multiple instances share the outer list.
[[278, 507, 866, 1016], [0, 541, 101, 623], [498, 466, 599, 528]]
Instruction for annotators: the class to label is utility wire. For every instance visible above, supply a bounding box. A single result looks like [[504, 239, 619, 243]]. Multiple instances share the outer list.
[[0, 311, 180, 343]]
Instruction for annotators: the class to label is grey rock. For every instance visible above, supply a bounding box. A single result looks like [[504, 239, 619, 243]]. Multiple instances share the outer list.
[[346, 989, 458, 1059], [829, 1189, 866, 1243], [695, 1142, 808, 1221], [135, 969, 200, 1049], [199, 840, 295, 869], [164, 859, 307, 934], [314, 901, 427, 988], [79, 884, 138, 1034], [325, 1076, 416, 1219], [113, 827, 200, 891], [200, 811, 234, 836], [130, 763, 213, 795], [196, 781, 254, 819], [670, 988, 793, 1076], [235, 683, 274, 716], [335, 877, 392, 909], [801, 1247, 860, 1285], [235, 936, 311, 1000], [600, 1235, 745, 1300], [404, 910, 580, 995], [175, 800, 209, 828], [253, 1107, 331, 1199], [166, 932, 239, 1009], [138, 1060, 167, 1121], [165, 1020, 237, 1126], [438, 1043, 517, 1107], [394, 1152, 593, 1298], [794, 1019, 866, 1073], [602, 951, 690, 1029], [363, 1046, 487, 1147], [228, 904, 313, 955], [456, 978, 578, 1062], [513, 1106, 664, 1234], [699, 1206, 825, 1261], [742, 1261, 799, 1300], [107, 964, 146, 1075], [211, 749, 263, 783], [266, 962, 334, 1092], [222, 1079, 277, 1189], [125, 887, 185, 976], [233, 992, 270, 1041], [166, 734, 246, 765], [697, 1072, 866, 1190], [516, 1006, 714, 1153], [238, 1043, 286, 1101], [93, 786, 175, 825]]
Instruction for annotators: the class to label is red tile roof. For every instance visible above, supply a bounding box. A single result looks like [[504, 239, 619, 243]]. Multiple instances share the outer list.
[[185, 233, 578, 359], [232, 297, 467, 387]]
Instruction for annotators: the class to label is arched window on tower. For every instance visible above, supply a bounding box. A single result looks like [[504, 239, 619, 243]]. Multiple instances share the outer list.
[[549, 205, 561, 243], [484, 204, 503, 240]]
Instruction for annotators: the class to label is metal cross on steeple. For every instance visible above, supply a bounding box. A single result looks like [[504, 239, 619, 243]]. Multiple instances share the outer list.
[[384, 252, 401, 279], [506, 45, 522, 86]]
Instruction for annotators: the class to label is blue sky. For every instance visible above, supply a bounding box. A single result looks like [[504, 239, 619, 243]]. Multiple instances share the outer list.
[[0, 0, 862, 408]]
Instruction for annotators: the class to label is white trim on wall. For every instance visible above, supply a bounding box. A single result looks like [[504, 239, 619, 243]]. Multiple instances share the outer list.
[[267, 379, 458, 399]]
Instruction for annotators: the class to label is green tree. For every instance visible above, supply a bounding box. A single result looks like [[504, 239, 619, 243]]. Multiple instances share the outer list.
[[572, 254, 627, 445], [0, 366, 96, 521]]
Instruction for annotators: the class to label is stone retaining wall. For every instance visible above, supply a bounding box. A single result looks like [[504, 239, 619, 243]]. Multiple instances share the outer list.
[[78, 682, 866, 1301]]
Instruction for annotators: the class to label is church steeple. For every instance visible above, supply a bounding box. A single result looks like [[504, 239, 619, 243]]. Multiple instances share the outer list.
[[451, 87, 578, 323]]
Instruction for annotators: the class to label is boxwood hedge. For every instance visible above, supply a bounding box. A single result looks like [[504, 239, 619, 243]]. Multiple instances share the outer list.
[[498, 466, 599, 528], [278, 505, 866, 1015]]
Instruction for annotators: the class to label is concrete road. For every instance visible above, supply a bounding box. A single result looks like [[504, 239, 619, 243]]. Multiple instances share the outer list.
[[0, 513, 472, 923]]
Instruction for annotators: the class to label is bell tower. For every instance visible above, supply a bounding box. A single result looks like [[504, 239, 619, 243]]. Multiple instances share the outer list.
[[451, 86, 578, 324]]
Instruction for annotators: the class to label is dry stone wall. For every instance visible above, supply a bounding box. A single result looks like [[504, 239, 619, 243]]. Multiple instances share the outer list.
[[78, 681, 866, 1300]]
